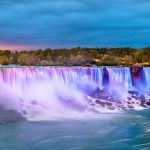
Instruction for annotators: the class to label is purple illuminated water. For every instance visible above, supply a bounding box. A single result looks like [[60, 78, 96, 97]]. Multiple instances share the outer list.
[[0, 67, 150, 121]]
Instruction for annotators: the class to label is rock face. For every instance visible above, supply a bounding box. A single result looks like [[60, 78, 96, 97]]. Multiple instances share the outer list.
[[102, 67, 109, 88], [130, 66, 146, 91], [0, 104, 25, 124], [91, 87, 108, 99], [87, 87, 150, 113]]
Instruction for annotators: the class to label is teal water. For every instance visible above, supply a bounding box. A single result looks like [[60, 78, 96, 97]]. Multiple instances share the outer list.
[[0, 110, 150, 150]]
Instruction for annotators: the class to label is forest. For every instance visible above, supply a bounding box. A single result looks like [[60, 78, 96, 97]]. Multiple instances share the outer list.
[[0, 47, 149, 66]]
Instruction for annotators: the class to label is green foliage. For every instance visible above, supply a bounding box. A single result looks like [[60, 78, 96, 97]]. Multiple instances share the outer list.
[[0, 47, 149, 66]]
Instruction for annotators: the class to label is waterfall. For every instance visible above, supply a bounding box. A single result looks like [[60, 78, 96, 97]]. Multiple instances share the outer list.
[[106, 67, 132, 89], [0, 66, 150, 120], [0, 66, 149, 95]]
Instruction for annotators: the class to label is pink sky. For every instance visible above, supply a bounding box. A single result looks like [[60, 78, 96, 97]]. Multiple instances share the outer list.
[[0, 44, 50, 51]]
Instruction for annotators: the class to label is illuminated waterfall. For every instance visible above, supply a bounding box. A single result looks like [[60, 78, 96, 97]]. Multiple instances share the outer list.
[[0, 67, 149, 120]]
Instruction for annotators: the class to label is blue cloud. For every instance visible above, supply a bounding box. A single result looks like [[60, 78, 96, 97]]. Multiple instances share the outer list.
[[0, 0, 150, 49]]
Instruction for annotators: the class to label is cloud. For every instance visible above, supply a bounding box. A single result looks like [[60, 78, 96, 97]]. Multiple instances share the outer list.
[[0, 0, 150, 49]]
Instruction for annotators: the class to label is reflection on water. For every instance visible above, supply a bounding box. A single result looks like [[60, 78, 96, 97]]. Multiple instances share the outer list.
[[0, 110, 150, 150]]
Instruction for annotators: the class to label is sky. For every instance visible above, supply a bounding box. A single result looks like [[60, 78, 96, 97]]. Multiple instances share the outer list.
[[0, 0, 150, 50]]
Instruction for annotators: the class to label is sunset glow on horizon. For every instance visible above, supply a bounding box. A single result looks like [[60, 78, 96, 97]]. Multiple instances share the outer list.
[[0, 44, 51, 51]]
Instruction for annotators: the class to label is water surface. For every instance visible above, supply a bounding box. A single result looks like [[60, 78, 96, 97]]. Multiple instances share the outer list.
[[0, 110, 150, 150]]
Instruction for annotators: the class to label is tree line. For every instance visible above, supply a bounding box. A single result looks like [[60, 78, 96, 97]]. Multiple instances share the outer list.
[[0, 47, 149, 66]]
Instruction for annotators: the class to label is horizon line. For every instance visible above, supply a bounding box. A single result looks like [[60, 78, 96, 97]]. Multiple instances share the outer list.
[[0, 46, 150, 51]]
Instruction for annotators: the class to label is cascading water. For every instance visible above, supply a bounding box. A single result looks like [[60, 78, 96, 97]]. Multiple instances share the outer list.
[[144, 67, 150, 91], [0, 67, 150, 121], [106, 67, 132, 89]]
